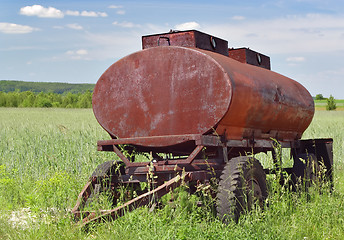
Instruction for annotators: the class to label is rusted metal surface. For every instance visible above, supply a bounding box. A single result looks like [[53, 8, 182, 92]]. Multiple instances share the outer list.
[[93, 46, 232, 146], [72, 180, 92, 219], [206, 48, 314, 141], [93, 46, 314, 147], [97, 134, 201, 149], [142, 30, 229, 56], [228, 48, 271, 70], [73, 171, 191, 227], [97, 134, 298, 152], [112, 145, 131, 166]]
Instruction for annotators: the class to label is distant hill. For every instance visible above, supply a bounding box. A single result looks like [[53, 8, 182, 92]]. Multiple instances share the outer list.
[[0, 80, 95, 94]]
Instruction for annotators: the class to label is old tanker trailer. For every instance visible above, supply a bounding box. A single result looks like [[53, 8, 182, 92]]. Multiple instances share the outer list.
[[72, 30, 333, 225]]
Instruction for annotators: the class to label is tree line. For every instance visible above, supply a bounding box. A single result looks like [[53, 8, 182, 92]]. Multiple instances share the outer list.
[[0, 80, 95, 94], [0, 90, 92, 108]]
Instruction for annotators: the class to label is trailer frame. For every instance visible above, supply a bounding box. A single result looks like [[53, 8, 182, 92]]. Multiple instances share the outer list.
[[72, 134, 333, 226]]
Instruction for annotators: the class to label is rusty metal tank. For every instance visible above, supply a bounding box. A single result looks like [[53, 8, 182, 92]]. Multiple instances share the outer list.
[[92, 31, 314, 147]]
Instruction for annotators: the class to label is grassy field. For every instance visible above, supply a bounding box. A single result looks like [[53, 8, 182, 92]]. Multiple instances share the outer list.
[[314, 99, 344, 110], [0, 108, 344, 239]]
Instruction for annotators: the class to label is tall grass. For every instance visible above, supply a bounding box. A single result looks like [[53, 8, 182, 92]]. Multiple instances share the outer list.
[[0, 108, 343, 239], [0, 108, 112, 211]]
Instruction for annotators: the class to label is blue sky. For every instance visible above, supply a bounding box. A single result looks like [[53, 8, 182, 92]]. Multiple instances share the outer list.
[[1, 0, 344, 98]]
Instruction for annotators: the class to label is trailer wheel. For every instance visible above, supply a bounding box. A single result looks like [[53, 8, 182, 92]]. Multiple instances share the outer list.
[[216, 156, 267, 223], [87, 161, 124, 205]]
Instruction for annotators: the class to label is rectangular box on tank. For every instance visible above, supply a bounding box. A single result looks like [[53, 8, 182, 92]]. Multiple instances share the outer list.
[[142, 30, 229, 56], [228, 48, 271, 70]]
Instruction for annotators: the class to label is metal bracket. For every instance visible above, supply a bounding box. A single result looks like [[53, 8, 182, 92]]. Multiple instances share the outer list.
[[158, 36, 170, 46]]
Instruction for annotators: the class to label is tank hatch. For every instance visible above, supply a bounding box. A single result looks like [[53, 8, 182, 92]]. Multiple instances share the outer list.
[[228, 48, 271, 70], [142, 30, 229, 56]]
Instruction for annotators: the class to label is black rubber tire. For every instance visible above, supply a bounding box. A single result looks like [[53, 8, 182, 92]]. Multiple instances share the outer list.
[[91, 161, 113, 177], [87, 161, 124, 205], [217, 156, 268, 223]]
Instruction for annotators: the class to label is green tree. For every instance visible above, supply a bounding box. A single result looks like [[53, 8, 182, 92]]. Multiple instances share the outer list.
[[326, 95, 336, 111], [0, 92, 5, 106], [19, 91, 36, 107], [0, 90, 93, 108], [6, 92, 19, 107], [77, 90, 92, 108], [35, 98, 53, 108], [61, 92, 78, 108], [50, 93, 62, 106], [34, 92, 53, 108], [315, 94, 325, 100]]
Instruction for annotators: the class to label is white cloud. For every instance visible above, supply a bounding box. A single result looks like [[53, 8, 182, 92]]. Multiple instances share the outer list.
[[53, 26, 64, 30], [76, 49, 88, 55], [232, 16, 245, 21], [116, 10, 126, 15], [66, 49, 88, 55], [203, 14, 344, 54], [174, 22, 201, 31], [286, 56, 306, 62], [81, 31, 142, 60], [80, 11, 107, 17], [66, 23, 83, 30], [113, 21, 140, 28], [65, 49, 89, 60], [108, 5, 123, 9], [108, 5, 125, 14], [65, 10, 80, 16], [20, 5, 108, 19], [98, 12, 108, 17], [65, 10, 107, 17], [0, 22, 38, 34], [20, 5, 64, 18]]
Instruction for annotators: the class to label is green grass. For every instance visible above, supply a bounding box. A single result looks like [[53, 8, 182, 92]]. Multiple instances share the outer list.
[[314, 99, 344, 104], [0, 108, 344, 239], [314, 99, 344, 110]]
